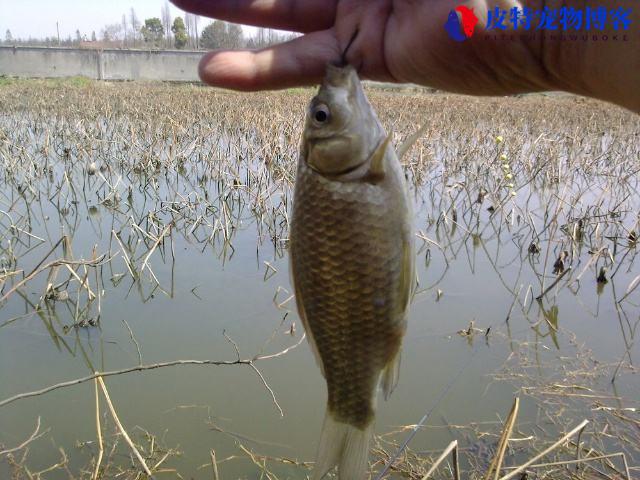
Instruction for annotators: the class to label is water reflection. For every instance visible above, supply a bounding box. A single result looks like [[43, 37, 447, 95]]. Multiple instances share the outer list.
[[0, 87, 638, 478]]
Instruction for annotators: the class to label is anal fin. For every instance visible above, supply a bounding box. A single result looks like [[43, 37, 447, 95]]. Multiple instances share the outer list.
[[381, 352, 402, 401]]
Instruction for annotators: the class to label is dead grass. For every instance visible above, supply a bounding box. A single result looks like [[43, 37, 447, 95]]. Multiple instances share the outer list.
[[0, 79, 638, 479]]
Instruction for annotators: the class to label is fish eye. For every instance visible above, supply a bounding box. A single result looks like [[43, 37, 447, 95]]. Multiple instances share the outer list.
[[312, 104, 330, 124]]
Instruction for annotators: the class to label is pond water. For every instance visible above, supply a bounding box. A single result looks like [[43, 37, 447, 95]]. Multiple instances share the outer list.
[[0, 84, 638, 479]]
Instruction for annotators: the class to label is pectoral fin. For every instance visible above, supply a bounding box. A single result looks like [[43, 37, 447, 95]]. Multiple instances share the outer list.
[[397, 122, 430, 161], [368, 134, 392, 179]]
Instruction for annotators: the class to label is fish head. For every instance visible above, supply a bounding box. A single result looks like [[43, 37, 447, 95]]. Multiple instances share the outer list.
[[303, 64, 384, 176]]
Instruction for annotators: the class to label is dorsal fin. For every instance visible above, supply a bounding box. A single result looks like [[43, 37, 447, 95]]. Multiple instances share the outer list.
[[369, 134, 392, 179], [397, 121, 429, 160]]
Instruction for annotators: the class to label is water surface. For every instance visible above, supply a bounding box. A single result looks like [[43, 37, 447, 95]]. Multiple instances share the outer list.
[[0, 83, 638, 478]]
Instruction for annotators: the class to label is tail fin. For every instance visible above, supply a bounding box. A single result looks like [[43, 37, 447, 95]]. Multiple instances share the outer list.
[[313, 409, 374, 480]]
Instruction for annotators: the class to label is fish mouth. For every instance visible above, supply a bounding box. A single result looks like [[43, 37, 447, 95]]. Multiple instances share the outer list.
[[323, 63, 357, 89]]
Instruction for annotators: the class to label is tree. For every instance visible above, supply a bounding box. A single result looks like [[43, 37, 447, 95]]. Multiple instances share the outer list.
[[227, 23, 243, 49], [172, 17, 188, 49], [200, 22, 215, 49], [122, 14, 128, 45], [102, 23, 123, 43], [193, 15, 199, 48], [141, 17, 164, 47], [75, 29, 82, 44], [251, 29, 297, 48], [130, 8, 140, 45], [212, 20, 227, 47], [91, 31, 97, 42], [5, 29, 12, 43], [185, 13, 200, 48], [161, 1, 172, 48], [200, 20, 227, 49]]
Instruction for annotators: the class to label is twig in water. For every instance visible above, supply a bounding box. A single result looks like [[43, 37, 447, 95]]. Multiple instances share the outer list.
[[123, 318, 143, 365], [92, 378, 104, 480], [618, 274, 640, 303], [0, 336, 305, 409], [497, 419, 589, 480], [0, 359, 245, 408], [210, 449, 220, 480], [0, 416, 48, 456], [112, 229, 135, 278], [420, 440, 459, 480], [501, 452, 631, 479], [484, 397, 519, 480], [536, 266, 572, 301], [249, 361, 284, 417], [140, 223, 172, 273], [97, 376, 154, 478], [0, 256, 106, 304]]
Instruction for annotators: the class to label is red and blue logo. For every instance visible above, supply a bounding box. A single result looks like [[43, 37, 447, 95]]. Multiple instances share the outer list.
[[445, 5, 632, 41], [444, 6, 479, 41]]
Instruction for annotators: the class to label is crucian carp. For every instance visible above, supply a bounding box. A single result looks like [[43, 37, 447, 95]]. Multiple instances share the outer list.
[[290, 63, 416, 480]]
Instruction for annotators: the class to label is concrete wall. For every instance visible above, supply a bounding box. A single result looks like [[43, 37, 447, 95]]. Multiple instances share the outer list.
[[101, 49, 201, 81], [0, 46, 202, 82]]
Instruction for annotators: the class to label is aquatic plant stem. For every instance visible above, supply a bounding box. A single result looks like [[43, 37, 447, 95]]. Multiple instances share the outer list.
[[210, 449, 220, 480], [97, 376, 154, 478], [535, 267, 572, 301], [497, 419, 589, 480], [501, 452, 631, 479], [420, 440, 459, 480], [0, 256, 107, 304], [0, 416, 46, 456], [92, 378, 104, 480], [484, 397, 519, 480]]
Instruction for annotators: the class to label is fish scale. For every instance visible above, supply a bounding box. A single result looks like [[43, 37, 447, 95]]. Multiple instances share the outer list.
[[291, 159, 406, 429]]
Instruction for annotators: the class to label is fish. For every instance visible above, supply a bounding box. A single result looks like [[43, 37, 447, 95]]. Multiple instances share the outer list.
[[455, 6, 479, 38], [289, 64, 415, 480], [444, 10, 467, 42]]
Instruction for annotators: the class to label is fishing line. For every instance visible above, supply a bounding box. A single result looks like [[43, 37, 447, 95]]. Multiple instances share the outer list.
[[339, 28, 359, 66], [374, 343, 481, 480]]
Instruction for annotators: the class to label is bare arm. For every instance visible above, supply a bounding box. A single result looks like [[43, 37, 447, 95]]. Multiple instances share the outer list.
[[170, 0, 639, 112]]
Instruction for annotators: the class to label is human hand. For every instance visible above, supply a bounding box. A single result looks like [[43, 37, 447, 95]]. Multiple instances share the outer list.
[[171, 0, 639, 112]]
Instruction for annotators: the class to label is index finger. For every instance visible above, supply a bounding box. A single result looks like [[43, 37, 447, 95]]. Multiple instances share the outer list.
[[170, 0, 337, 33], [198, 30, 340, 90]]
